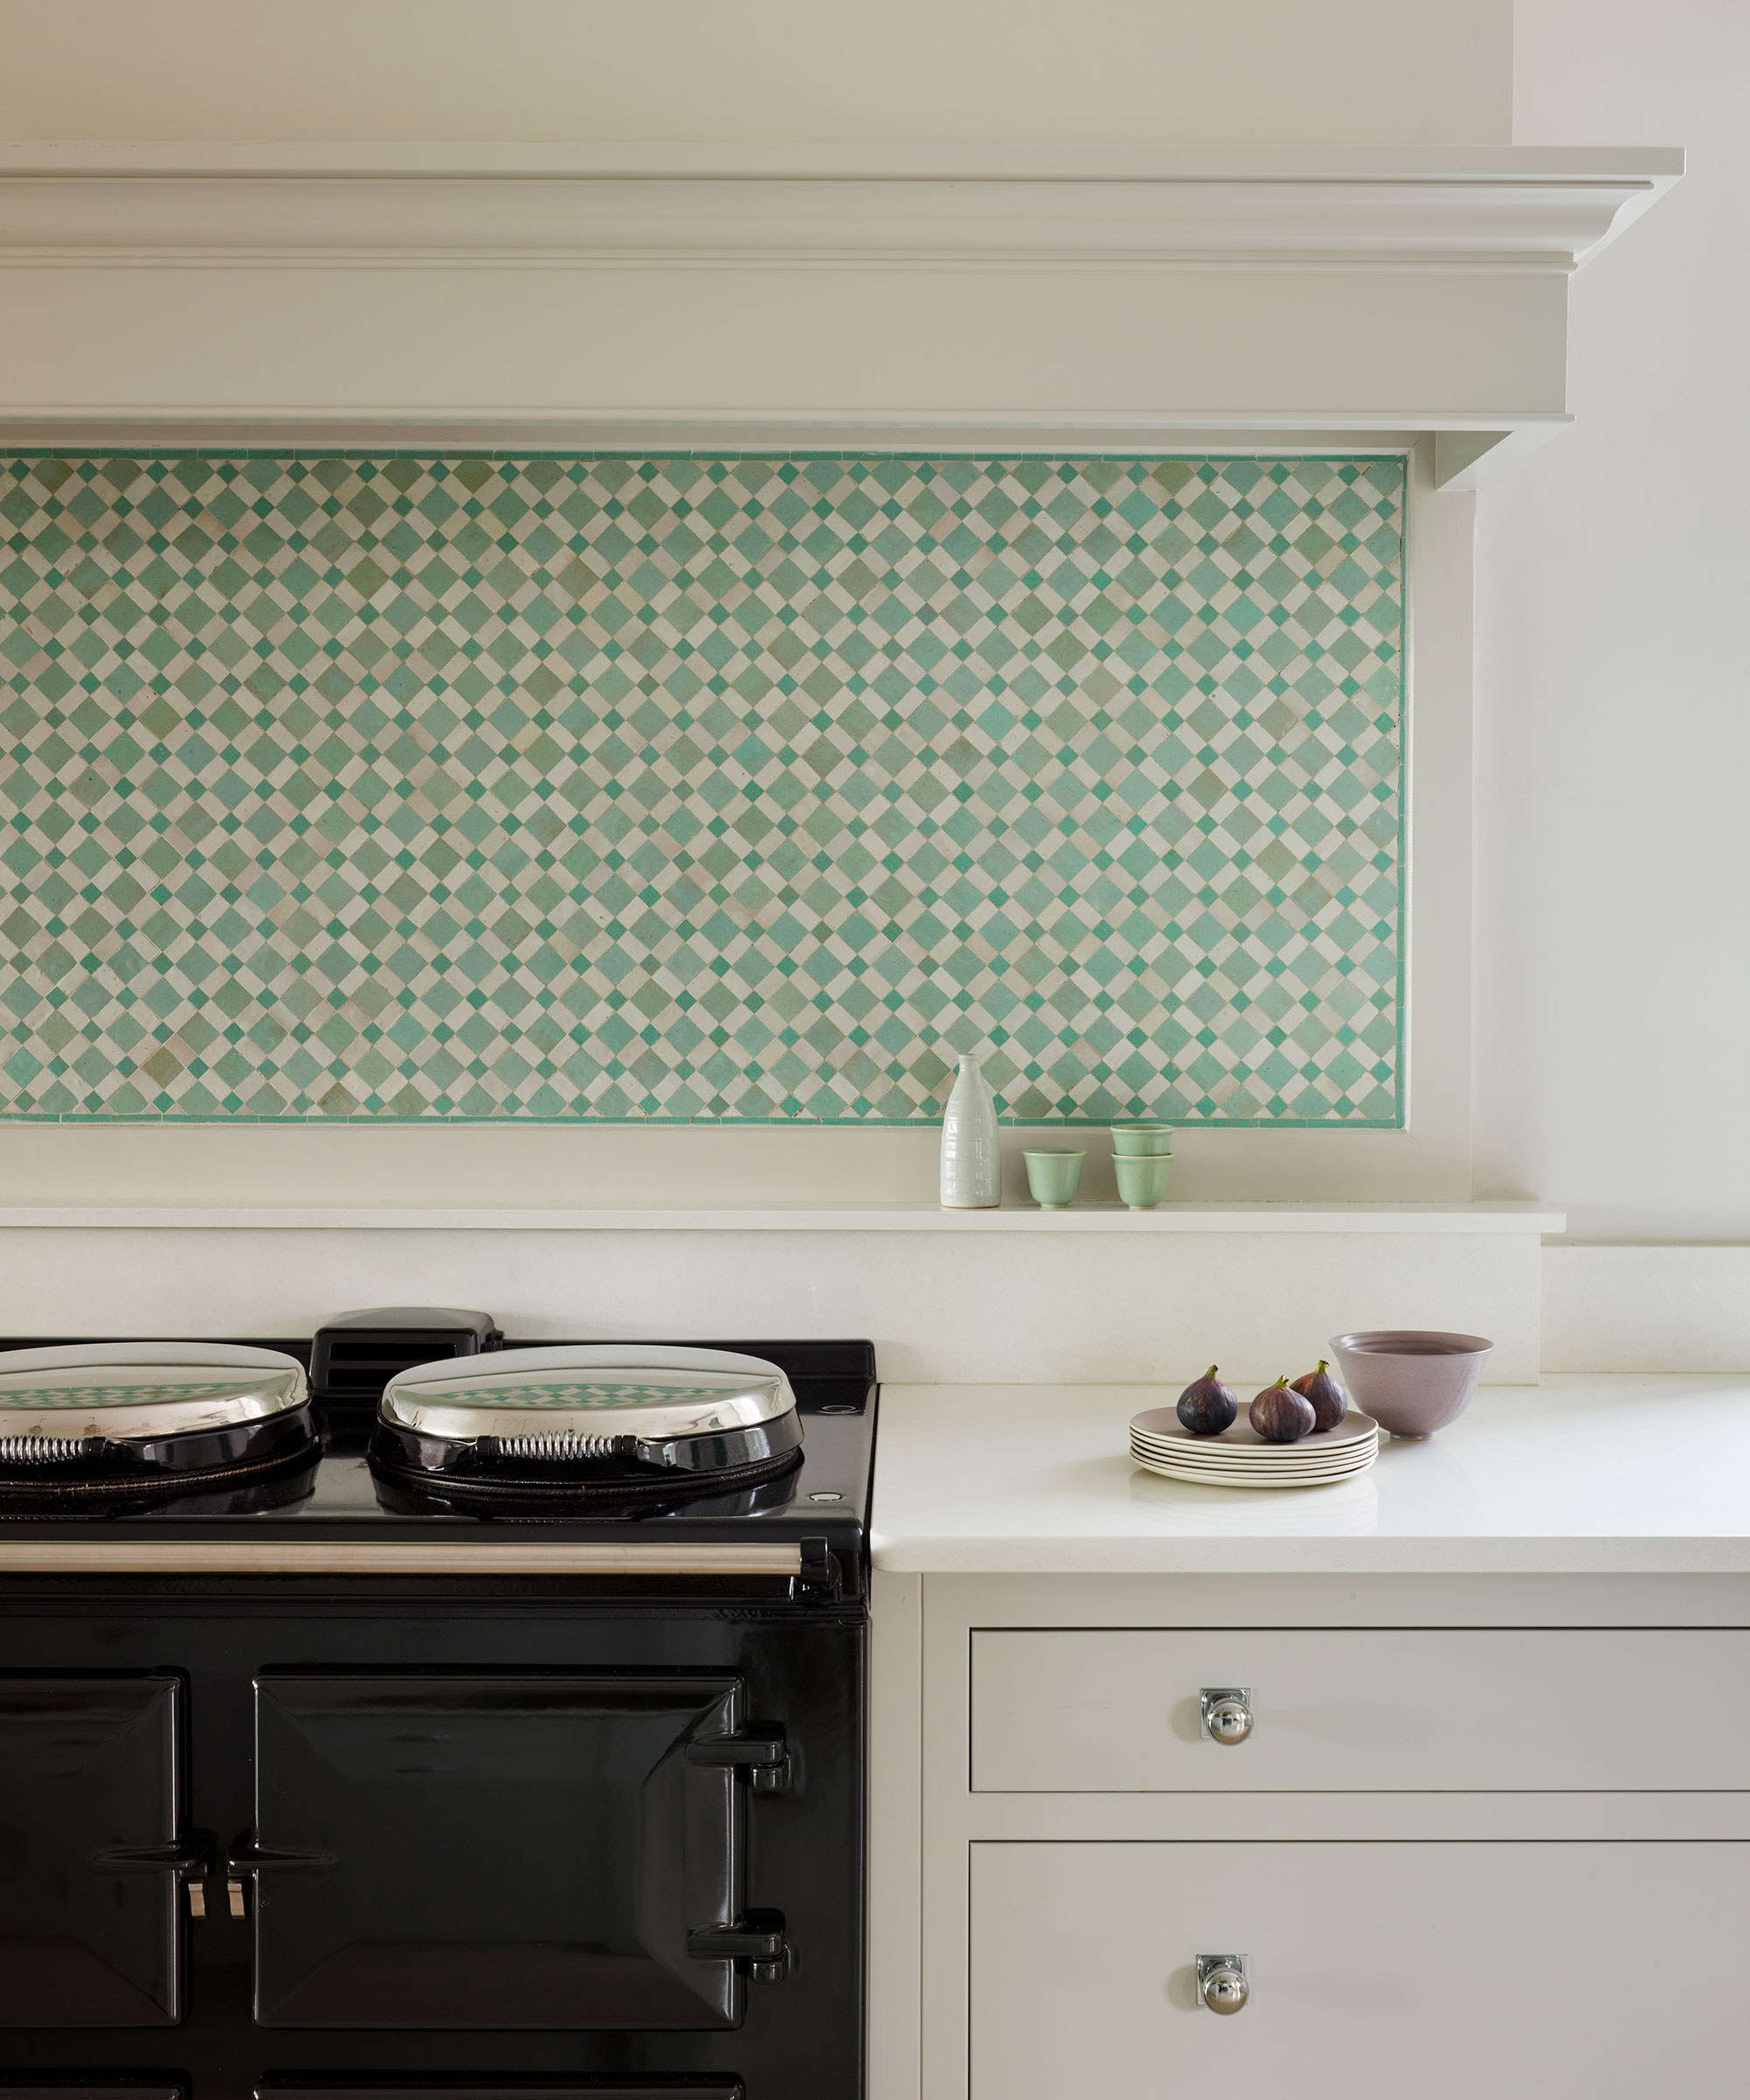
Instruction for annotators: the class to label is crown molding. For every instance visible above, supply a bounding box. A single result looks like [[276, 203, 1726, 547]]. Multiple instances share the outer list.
[[0, 143, 1684, 274]]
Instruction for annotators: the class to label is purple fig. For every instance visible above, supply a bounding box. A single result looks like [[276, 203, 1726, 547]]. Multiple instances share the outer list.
[[1291, 1360, 1348, 1432], [1175, 1365, 1238, 1437], [1249, 1376, 1316, 1444]]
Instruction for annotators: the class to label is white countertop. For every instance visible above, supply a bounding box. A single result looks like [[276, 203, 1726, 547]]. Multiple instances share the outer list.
[[870, 1376, 1750, 1574]]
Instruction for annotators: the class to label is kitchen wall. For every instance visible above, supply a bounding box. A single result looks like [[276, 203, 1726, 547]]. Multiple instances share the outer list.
[[1, 3, 1740, 1366], [0, 1, 1513, 147], [1480, 0, 1750, 1249], [14, 0, 1739, 1368]]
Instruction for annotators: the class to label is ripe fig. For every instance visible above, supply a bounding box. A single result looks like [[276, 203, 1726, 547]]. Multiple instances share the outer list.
[[1291, 1360, 1348, 1432], [1249, 1376, 1316, 1444], [1175, 1365, 1238, 1437]]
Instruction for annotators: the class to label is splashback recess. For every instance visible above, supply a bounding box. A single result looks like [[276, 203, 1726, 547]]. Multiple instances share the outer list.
[[0, 452, 1403, 1125]]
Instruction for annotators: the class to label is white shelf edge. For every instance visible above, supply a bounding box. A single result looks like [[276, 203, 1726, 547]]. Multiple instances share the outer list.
[[0, 1202, 1567, 1235], [0, 144, 1690, 178]]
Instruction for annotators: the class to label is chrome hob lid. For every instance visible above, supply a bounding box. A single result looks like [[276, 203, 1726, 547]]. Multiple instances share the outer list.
[[381, 1345, 797, 1448], [0, 1342, 308, 1450]]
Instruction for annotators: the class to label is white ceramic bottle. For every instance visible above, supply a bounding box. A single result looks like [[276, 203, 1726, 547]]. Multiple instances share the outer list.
[[940, 1053, 1002, 1208]]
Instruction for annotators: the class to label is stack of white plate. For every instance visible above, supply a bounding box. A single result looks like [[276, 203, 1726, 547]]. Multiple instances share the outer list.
[[1129, 1404, 1379, 1488]]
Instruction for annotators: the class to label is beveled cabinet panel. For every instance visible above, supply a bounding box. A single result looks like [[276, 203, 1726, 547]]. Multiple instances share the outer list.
[[249, 1672, 751, 2029], [971, 1628, 1750, 1791], [970, 1840, 1749, 2099], [0, 1675, 186, 2026]]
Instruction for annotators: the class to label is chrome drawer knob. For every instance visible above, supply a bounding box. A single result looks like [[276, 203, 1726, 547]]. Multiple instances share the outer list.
[[1200, 1687, 1253, 1745], [1197, 1954, 1250, 2014]]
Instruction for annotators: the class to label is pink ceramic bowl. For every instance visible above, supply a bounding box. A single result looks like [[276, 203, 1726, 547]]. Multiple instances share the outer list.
[[1327, 1330, 1494, 1439]]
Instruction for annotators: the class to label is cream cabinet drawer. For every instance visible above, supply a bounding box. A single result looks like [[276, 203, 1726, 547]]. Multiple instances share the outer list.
[[971, 1628, 1750, 1790], [971, 1839, 1748, 2100]]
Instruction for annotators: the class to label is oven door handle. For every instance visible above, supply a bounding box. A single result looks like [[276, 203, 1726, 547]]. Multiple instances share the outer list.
[[88, 1833, 220, 1920], [87, 1837, 213, 1880], [686, 1914, 791, 1984], [685, 1732, 791, 1794], [221, 1835, 336, 1920], [227, 1838, 337, 1874]]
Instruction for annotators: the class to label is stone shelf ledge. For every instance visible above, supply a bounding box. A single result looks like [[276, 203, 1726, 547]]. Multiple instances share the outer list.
[[0, 1202, 1565, 1235]]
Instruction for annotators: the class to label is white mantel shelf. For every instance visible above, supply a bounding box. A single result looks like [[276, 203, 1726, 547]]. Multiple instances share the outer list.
[[0, 1201, 1564, 1234], [0, 142, 1682, 484]]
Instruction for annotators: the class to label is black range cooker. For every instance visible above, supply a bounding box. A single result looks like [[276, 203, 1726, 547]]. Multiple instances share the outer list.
[[0, 1312, 875, 2100]]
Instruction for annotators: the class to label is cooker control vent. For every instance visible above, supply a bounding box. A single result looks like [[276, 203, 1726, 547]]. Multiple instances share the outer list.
[[311, 1307, 502, 1406]]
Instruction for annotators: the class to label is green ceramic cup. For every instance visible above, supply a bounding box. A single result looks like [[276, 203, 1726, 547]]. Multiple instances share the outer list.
[[1110, 1122, 1175, 1156], [1114, 1153, 1173, 1209], [1023, 1149, 1086, 1208]]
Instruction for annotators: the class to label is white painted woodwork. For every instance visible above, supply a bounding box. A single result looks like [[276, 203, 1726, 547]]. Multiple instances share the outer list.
[[971, 1628, 1750, 1792], [0, 144, 1676, 270], [940, 1570, 1750, 1633], [0, 145, 1679, 481], [0, 1202, 1563, 1235], [893, 1574, 1750, 2100], [969, 1839, 1749, 2099], [870, 1572, 926, 2100]]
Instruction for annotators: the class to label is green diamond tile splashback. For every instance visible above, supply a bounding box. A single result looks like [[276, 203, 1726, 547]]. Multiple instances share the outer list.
[[0, 452, 1404, 1124]]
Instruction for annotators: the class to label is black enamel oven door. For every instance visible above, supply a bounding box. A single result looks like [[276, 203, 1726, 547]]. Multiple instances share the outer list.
[[0, 1674, 186, 2026], [248, 1672, 755, 2029]]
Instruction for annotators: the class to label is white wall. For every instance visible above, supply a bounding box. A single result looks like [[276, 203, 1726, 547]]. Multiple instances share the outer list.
[[0, 1, 1511, 147], [1476, 0, 1750, 1241]]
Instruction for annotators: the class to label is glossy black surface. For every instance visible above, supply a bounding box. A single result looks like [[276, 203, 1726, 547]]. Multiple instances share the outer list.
[[254, 2090, 740, 2100], [308, 1308, 501, 1412], [0, 1597, 863, 2098], [0, 1410, 320, 1507], [249, 1673, 749, 2029], [0, 1677, 183, 2026], [0, 1340, 872, 2100], [0, 2089, 185, 2099], [0, 1339, 875, 1604]]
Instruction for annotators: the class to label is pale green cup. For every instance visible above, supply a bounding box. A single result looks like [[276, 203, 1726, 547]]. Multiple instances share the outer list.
[[1024, 1149, 1085, 1208], [1110, 1122, 1175, 1156], [1114, 1153, 1173, 1208]]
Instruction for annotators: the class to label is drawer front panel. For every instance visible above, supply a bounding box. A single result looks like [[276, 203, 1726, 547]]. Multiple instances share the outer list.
[[971, 1839, 1749, 2100], [972, 1628, 1750, 1791]]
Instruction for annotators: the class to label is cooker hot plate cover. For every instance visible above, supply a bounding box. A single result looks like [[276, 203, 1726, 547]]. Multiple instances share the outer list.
[[0, 1340, 314, 1500], [370, 1345, 805, 1512]]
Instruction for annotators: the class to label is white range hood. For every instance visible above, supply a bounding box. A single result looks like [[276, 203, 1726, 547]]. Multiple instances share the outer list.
[[0, 141, 1681, 478]]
